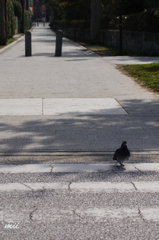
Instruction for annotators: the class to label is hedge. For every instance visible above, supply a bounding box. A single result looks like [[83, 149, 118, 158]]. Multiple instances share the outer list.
[[24, 10, 32, 33], [52, 19, 90, 29], [101, 10, 159, 33], [7, 0, 15, 38], [13, 0, 22, 33], [123, 10, 159, 32]]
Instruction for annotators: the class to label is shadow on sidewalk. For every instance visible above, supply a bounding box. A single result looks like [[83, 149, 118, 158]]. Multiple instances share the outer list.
[[0, 99, 158, 153], [32, 53, 55, 57], [32, 39, 55, 43]]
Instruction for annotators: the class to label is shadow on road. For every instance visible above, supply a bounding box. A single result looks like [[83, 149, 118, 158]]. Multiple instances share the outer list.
[[0, 99, 158, 153]]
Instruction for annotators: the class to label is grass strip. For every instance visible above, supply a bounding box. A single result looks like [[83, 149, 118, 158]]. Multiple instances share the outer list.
[[123, 63, 159, 92], [69, 38, 146, 56], [0, 36, 20, 49], [70, 39, 119, 56]]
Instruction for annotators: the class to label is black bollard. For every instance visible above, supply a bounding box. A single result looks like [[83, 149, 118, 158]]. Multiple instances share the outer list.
[[25, 31, 32, 57], [37, 21, 39, 26], [55, 30, 63, 57], [43, 22, 45, 27]]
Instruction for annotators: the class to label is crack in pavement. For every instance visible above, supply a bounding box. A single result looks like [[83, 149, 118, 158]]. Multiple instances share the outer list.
[[68, 181, 72, 191], [72, 209, 84, 220], [138, 208, 147, 222], [20, 183, 33, 191], [133, 165, 142, 172], [50, 166, 54, 174], [29, 207, 38, 220], [130, 181, 137, 191]]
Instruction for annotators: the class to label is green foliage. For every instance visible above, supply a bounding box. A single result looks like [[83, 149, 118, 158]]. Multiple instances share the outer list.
[[49, 0, 159, 32], [53, 19, 90, 29], [101, 9, 159, 32], [123, 10, 159, 32], [155, 9, 159, 18], [7, 0, 15, 38], [145, 0, 159, 10], [13, 1, 31, 33], [24, 10, 32, 33], [13, 0, 22, 33], [48, 0, 91, 22], [101, 0, 147, 17], [48, 0, 62, 21], [0, 37, 16, 48]]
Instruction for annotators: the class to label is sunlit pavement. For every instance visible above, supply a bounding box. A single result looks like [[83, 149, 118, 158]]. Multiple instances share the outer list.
[[0, 23, 159, 154], [1, 24, 159, 238]]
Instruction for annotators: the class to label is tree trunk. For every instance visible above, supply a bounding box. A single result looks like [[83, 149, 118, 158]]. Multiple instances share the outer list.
[[91, 0, 101, 43], [26, 0, 28, 11], [21, 0, 25, 33], [0, 0, 7, 45]]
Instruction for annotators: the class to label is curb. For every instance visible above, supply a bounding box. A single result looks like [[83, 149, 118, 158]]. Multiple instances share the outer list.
[[0, 27, 33, 55], [0, 35, 24, 55], [0, 150, 159, 156], [63, 37, 99, 57], [50, 28, 98, 57], [1, 163, 159, 173]]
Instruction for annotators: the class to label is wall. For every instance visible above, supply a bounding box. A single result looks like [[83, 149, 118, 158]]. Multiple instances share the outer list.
[[122, 31, 159, 55], [52, 25, 91, 42], [52, 24, 159, 56]]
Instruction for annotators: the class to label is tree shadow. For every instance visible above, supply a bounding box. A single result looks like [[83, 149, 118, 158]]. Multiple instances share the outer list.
[[136, 65, 159, 73], [18, 52, 91, 58], [32, 39, 55, 43], [120, 99, 159, 114], [0, 99, 158, 154], [65, 59, 88, 61], [32, 53, 55, 57]]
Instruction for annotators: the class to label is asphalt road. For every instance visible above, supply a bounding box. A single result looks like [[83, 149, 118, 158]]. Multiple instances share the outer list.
[[1, 160, 159, 240]]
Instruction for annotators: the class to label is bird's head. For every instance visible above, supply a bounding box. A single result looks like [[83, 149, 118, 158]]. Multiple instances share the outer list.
[[122, 141, 127, 146]]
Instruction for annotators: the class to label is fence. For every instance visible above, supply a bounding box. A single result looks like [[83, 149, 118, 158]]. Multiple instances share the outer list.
[[52, 24, 159, 55]]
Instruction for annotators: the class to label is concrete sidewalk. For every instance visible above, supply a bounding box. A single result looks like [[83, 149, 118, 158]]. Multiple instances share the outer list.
[[0, 23, 159, 154]]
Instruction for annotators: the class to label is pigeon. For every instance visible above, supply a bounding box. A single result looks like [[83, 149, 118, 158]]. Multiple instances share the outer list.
[[113, 141, 130, 167]]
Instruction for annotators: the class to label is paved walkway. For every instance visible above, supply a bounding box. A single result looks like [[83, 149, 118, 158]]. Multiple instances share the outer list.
[[0, 23, 159, 154]]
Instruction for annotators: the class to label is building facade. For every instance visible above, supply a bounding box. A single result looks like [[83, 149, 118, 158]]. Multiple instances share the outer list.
[[29, 0, 32, 8], [33, 0, 51, 22]]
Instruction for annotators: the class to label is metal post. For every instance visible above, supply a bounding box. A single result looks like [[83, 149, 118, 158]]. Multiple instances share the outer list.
[[55, 30, 63, 57], [119, 0, 122, 54], [25, 31, 32, 57]]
